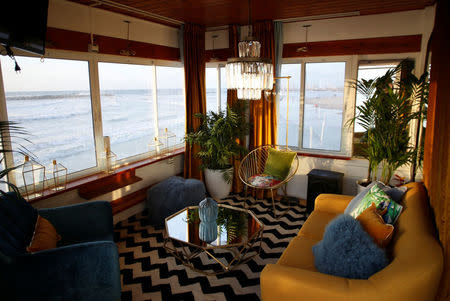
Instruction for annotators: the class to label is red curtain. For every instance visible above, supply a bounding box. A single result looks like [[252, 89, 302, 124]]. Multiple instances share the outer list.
[[249, 20, 277, 149], [183, 23, 207, 180]]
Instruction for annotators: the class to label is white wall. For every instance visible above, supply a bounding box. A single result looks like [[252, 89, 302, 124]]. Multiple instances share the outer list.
[[48, 0, 179, 48]]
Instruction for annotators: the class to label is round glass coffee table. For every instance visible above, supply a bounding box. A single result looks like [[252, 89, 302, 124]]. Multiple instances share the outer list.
[[164, 204, 263, 276]]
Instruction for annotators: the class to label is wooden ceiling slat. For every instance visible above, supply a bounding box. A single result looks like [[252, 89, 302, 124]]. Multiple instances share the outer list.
[[68, 0, 433, 27]]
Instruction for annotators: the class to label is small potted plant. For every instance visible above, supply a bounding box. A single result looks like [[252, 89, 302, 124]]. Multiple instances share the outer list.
[[350, 60, 427, 191], [185, 104, 248, 199]]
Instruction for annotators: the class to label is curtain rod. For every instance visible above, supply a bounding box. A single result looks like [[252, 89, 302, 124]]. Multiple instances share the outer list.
[[275, 11, 360, 23]]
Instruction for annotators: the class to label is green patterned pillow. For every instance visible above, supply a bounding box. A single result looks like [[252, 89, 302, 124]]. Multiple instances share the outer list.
[[382, 199, 403, 224], [349, 185, 391, 218]]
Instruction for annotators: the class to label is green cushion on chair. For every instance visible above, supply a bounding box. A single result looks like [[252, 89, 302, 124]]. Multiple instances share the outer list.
[[263, 148, 296, 180]]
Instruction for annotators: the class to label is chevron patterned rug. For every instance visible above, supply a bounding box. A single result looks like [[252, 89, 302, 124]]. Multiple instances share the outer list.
[[114, 194, 306, 301]]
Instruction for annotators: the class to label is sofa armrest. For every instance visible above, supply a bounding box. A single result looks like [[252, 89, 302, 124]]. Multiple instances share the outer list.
[[12, 241, 121, 301], [38, 201, 114, 244], [314, 194, 353, 214], [261, 264, 377, 301]]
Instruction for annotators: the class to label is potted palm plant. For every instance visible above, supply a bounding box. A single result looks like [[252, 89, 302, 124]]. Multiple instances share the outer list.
[[185, 104, 248, 199], [350, 60, 427, 190]]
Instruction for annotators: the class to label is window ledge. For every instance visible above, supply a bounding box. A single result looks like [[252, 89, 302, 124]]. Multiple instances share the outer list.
[[297, 152, 351, 160], [28, 148, 184, 204]]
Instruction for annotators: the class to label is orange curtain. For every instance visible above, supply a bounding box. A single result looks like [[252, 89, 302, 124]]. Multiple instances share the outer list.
[[423, 0, 450, 299], [183, 23, 206, 180], [227, 24, 245, 193], [249, 20, 277, 149]]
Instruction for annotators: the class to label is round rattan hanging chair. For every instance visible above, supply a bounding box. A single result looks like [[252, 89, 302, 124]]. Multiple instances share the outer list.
[[238, 145, 299, 217]]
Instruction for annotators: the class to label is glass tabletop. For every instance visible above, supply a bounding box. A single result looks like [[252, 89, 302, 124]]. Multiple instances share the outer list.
[[165, 204, 263, 248]]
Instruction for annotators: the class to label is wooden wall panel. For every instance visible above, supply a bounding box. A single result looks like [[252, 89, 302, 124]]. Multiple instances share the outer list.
[[205, 48, 231, 62], [46, 27, 180, 61], [283, 35, 422, 58], [423, 1, 450, 300]]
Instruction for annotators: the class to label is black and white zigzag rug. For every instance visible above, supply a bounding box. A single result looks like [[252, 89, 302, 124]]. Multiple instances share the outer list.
[[114, 195, 306, 301]]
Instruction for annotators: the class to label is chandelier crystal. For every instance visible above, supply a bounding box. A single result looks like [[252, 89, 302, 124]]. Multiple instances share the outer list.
[[226, 39, 273, 100], [225, 0, 273, 100]]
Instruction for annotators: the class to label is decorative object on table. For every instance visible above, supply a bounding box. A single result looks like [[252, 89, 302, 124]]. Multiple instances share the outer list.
[[198, 197, 218, 243], [164, 203, 263, 276], [225, 0, 273, 100], [348, 59, 428, 186], [238, 145, 299, 217], [103, 136, 117, 174], [312, 214, 389, 279], [148, 136, 163, 157], [146, 176, 206, 226], [306, 169, 344, 214], [0, 192, 121, 300], [46, 160, 67, 191], [159, 128, 176, 155], [21, 155, 46, 201], [185, 104, 249, 199]]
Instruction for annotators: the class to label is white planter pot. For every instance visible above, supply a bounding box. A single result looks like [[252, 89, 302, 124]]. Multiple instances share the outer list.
[[204, 167, 233, 200], [356, 179, 371, 194]]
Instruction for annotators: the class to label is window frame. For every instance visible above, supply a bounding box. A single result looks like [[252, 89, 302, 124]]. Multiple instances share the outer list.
[[281, 55, 357, 157], [0, 48, 186, 188]]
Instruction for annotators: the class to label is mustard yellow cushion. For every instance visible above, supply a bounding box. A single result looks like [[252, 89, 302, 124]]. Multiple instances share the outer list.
[[356, 203, 394, 248], [27, 215, 61, 253]]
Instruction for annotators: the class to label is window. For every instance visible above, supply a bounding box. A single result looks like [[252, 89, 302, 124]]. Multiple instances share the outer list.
[[355, 62, 398, 132], [278, 59, 352, 156], [1, 56, 96, 185], [156, 66, 185, 145], [98, 62, 155, 160], [303, 62, 345, 151], [205, 66, 227, 113]]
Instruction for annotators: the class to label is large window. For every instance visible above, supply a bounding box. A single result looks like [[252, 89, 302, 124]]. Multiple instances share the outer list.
[[1, 56, 96, 185], [205, 66, 227, 113], [277, 59, 351, 155], [0, 52, 186, 192]]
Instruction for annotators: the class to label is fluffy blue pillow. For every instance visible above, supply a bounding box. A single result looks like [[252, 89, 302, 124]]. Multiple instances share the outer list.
[[312, 214, 389, 279]]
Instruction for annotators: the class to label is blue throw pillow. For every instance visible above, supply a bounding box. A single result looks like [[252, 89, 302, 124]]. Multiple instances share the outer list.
[[312, 214, 389, 279]]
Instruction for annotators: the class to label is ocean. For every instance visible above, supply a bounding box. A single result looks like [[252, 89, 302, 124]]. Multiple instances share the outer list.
[[4, 88, 344, 183]]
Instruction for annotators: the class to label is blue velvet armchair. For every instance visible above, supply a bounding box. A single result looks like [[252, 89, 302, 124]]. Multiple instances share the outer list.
[[0, 192, 121, 301]]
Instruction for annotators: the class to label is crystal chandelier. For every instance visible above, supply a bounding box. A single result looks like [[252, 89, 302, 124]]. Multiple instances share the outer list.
[[226, 0, 273, 100]]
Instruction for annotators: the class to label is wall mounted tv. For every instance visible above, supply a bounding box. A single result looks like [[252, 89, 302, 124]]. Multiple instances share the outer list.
[[0, 0, 49, 55]]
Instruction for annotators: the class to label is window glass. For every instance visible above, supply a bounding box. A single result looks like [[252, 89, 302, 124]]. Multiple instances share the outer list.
[[302, 62, 345, 151], [220, 67, 227, 111], [355, 64, 397, 132], [156, 66, 185, 145], [206, 67, 218, 113], [98, 62, 154, 160], [1, 56, 96, 185], [277, 64, 301, 147]]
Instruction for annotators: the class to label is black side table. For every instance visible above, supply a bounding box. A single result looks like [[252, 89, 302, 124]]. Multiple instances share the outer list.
[[306, 169, 344, 214]]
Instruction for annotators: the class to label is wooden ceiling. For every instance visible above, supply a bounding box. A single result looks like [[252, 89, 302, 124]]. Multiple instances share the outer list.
[[70, 0, 434, 27]]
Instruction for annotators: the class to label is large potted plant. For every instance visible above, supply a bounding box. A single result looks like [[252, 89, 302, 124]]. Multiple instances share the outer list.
[[350, 60, 427, 190], [185, 104, 248, 199]]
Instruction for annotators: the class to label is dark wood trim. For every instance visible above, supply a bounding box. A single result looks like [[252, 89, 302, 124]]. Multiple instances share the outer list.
[[28, 148, 184, 204], [205, 48, 231, 63], [78, 169, 142, 200], [46, 27, 180, 61], [297, 152, 351, 161], [283, 35, 422, 58]]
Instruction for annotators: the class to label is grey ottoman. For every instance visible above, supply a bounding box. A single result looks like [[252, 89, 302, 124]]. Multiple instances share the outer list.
[[146, 176, 206, 226]]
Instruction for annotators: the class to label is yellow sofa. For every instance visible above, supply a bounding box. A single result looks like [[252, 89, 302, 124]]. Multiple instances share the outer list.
[[261, 182, 443, 301]]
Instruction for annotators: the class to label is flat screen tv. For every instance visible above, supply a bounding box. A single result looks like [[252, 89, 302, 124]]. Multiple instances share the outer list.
[[0, 0, 49, 55]]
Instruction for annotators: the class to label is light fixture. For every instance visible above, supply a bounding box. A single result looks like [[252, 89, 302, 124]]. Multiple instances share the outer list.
[[120, 20, 136, 56], [296, 24, 311, 53], [226, 0, 273, 100]]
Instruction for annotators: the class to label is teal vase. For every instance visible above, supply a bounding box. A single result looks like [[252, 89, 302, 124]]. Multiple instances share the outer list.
[[199, 197, 218, 243]]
